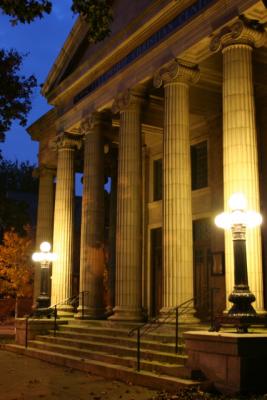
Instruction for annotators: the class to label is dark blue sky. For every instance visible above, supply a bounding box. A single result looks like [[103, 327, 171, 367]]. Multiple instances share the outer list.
[[0, 1, 75, 164]]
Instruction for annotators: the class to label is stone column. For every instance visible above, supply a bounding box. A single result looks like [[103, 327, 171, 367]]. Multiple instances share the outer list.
[[154, 60, 199, 315], [77, 113, 108, 319], [51, 133, 81, 315], [106, 147, 118, 316], [109, 89, 144, 321], [210, 19, 266, 311], [33, 166, 55, 306]]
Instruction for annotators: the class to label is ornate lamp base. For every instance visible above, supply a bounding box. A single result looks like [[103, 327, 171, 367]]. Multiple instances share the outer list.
[[228, 286, 256, 317]]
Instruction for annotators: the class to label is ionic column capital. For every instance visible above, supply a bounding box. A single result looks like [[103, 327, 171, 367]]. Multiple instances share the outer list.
[[112, 89, 144, 114], [153, 59, 200, 88], [210, 18, 266, 53], [56, 132, 82, 151], [80, 112, 111, 135]]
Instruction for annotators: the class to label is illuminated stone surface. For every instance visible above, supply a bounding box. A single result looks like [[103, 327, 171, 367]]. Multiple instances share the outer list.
[[77, 113, 108, 319], [154, 60, 199, 315], [211, 20, 266, 311], [51, 134, 81, 315], [34, 166, 55, 306], [110, 90, 144, 321]]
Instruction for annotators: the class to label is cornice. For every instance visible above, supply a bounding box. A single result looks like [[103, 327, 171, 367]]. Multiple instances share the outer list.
[[27, 108, 57, 141], [44, 0, 207, 105], [43, 0, 175, 103]]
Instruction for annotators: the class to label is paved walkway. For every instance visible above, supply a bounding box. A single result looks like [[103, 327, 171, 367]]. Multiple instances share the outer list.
[[0, 350, 158, 400]]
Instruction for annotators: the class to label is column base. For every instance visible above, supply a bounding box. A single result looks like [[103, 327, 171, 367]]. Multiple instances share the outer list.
[[159, 306, 199, 324], [36, 295, 50, 310], [108, 306, 145, 322], [105, 305, 114, 318], [75, 306, 106, 320], [56, 304, 74, 318]]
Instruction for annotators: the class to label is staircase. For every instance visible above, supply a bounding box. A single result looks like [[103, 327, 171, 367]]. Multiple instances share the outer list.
[[6, 319, 209, 391]]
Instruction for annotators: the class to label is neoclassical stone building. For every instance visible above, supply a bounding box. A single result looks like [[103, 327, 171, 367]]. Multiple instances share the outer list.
[[28, 0, 267, 321]]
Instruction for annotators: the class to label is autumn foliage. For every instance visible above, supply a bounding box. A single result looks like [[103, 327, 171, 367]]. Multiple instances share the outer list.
[[0, 226, 34, 298]]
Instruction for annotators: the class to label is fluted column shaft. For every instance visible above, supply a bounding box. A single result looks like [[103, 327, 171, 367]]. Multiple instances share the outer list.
[[210, 19, 266, 311], [34, 166, 55, 305], [51, 134, 80, 315], [78, 113, 107, 319], [106, 148, 118, 315], [110, 90, 143, 321], [154, 60, 199, 314]]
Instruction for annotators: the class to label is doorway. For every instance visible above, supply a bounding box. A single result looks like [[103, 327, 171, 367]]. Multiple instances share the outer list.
[[193, 218, 211, 319], [150, 227, 162, 317]]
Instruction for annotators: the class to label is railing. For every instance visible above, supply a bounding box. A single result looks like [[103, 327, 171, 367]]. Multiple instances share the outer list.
[[128, 287, 220, 372], [128, 298, 194, 372], [24, 291, 89, 347]]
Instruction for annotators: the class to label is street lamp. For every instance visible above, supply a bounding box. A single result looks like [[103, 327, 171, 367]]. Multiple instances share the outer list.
[[32, 242, 56, 312], [215, 193, 262, 330]]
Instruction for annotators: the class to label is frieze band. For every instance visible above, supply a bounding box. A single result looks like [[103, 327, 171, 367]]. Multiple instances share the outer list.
[[73, 0, 216, 105]]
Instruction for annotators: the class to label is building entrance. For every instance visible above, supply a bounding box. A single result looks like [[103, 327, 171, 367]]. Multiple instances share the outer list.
[[150, 227, 162, 317], [193, 219, 212, 319]]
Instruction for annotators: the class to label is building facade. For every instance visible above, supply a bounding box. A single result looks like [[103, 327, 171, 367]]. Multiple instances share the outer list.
[[28, 0, 267, 321]]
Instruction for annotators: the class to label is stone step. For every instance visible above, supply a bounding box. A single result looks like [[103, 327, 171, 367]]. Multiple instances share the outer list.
[[5, 344, 204, 392], [56, 323, 190, 344], [28, 340, 190, 378], [50, 329, 185, 353], [69, 319, 143, 329], [35, 335, 187, 364]]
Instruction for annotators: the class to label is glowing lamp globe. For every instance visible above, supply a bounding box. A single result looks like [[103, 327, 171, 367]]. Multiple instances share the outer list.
[[215, 193, 262, 230], [32, 252, 41, 262], [40, 241, 51, 252], [229, 193, 246, 211]]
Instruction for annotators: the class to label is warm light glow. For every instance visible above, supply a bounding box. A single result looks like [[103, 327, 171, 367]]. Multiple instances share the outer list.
[[215, 193, 262, 230], [229, 193, 246, 211], [245, 211, 262, 228], [231, 210, 247, 226], [215, 212, 232, 229], [32, 252, 41, 262], [32, 241, 56, 264], [40, 241, 51, 252], [47, 253, 57, 262]]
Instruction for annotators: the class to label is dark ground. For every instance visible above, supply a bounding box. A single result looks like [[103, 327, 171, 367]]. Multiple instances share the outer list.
[[0, 349, 158, 400], [0, 322, 266, 400]]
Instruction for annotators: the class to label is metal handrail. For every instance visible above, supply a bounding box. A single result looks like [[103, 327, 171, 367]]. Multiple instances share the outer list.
[[49, 291, 89, 336], [128, 287, 220, 371], [128, 298, 194, 372], [24, 291, 89, 346]]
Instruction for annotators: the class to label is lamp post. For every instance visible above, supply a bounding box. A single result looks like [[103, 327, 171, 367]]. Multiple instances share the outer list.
[[215, 193, 262, 331], [32, 242, 56, 312]]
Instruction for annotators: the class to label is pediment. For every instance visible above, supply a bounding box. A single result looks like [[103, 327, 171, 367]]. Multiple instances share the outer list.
[[41, 0, 162, 98], [41, 16, 89, 96]]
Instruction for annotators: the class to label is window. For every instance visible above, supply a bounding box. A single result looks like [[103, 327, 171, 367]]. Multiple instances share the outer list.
[[191, 141, 208, 190], [153, 158, 162, 201]]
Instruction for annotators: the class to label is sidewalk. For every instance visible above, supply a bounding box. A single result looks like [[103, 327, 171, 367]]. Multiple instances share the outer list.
[[0, 350, 158, 400]]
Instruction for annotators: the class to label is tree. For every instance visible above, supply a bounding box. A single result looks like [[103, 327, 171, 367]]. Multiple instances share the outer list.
[[0, 155, 38, 236], [0, 49, 37, 141], [0, 157, 38, 193], [0, 1, 113, 139], [1, 0, 113, 43], [0, 226, 34, 298], [71, 0, 113, 43]]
